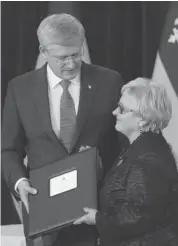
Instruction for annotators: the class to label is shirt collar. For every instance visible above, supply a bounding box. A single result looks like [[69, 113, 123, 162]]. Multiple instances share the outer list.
[[47, 64, 80, 89]]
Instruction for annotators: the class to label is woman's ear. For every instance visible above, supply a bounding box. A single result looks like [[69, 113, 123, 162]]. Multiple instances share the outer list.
[[139, 120, 145, 128], [138, 120, 147, 132]]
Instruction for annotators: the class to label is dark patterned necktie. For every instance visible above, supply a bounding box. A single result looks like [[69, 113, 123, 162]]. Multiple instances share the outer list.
[[59, 80, 76, 152]]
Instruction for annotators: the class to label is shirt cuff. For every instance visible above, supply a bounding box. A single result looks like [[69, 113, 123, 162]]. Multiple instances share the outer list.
[[14, 178, 29, 194]]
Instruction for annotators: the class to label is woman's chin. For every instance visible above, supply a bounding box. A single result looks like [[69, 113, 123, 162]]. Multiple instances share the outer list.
[[115, 124, 122, 133], [115, 124, 127, 136]]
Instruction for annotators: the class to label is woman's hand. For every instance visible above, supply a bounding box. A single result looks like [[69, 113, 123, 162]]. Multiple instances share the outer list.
[[73, 207, 98, 225]]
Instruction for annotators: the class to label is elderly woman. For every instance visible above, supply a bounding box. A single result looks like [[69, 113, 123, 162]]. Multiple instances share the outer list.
[[74, 78, 178, 246]]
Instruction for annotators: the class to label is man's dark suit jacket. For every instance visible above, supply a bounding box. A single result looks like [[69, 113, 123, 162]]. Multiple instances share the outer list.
[[96, 132, 178, 246], [2, 62, 123, 246]]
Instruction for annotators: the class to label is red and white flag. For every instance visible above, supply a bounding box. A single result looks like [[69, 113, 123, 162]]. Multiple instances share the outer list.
[[152, 2, 178, 162]]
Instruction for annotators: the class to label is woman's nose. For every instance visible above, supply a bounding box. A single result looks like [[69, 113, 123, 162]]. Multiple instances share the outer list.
[[112, 108, 118, 116]]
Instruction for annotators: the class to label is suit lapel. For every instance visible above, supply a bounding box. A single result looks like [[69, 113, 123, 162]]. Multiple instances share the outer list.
[[33, 65, 68, 154], [33, 63, 97, 154], [71, 63, 97, 151]]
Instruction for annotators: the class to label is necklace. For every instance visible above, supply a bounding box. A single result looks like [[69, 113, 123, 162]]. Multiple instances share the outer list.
[[116, 133, 142, 166], [116, 147, 130, 166]]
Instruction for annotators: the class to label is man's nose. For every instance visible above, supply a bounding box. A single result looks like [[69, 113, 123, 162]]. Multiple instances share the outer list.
[[65, 58, 75, 69]]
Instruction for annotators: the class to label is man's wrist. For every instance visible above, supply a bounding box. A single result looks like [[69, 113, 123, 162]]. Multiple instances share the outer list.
[[14, 178, 29, 194]]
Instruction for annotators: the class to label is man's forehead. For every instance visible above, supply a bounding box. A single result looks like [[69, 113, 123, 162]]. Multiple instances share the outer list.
[[46, 44, 82, 54], [43, 33, 83, 47]]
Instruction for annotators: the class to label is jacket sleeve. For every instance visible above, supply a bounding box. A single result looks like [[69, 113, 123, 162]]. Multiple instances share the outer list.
[[2, 81, 27, 197], [96, 153, 171, 238]]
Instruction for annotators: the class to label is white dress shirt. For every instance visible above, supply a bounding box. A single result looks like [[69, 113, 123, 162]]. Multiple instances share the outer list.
[[15, 65, 81, 192]]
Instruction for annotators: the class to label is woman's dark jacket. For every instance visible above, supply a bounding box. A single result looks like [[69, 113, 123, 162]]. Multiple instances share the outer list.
[[96, 132, 178, 246]]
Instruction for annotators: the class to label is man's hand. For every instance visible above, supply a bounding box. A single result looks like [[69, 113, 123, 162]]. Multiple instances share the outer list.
[[73, 207, 97, 225], [17, 180, 37, 213]]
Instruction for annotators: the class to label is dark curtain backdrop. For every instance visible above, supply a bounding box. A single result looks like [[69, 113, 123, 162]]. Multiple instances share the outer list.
[[1, 1, 48, 107], [1, 1, 169, 225], [80, 1, 169, 82]]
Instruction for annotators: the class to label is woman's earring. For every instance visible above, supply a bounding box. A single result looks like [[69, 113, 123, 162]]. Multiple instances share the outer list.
[[139, 120, 146, 134], [139, 129, 143, 134]]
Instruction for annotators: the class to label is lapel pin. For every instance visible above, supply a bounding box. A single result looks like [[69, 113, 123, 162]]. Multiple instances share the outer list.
[[79, 145, 92, 152]]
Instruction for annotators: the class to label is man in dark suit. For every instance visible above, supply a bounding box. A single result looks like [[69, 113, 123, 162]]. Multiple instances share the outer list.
[[2, 14, 123, 246]]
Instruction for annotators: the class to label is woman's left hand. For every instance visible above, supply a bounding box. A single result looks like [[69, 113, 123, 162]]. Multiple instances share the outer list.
[[73, 207, 98, 225]]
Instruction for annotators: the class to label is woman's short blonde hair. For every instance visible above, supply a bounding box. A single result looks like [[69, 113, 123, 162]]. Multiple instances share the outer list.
[[122, 77, 172, 133]]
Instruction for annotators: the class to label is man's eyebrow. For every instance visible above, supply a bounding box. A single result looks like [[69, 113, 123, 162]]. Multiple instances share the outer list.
[[56, 52, 79, 58]]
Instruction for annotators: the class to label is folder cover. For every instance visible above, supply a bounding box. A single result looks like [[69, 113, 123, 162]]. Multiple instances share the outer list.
[[28, 147, 98, 238]]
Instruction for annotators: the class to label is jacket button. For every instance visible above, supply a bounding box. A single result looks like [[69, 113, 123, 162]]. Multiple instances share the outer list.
[[96, 238, 100, 245]]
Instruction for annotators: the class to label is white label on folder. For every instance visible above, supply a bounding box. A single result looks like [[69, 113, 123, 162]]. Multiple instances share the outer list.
[[50, 170, 77, 197]]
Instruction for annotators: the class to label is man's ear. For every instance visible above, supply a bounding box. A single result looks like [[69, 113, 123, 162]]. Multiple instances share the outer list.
[[39, 45, 46, 57], [81, 45, 84, 56]]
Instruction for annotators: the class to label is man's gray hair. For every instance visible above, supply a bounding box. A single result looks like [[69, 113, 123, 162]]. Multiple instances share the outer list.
[[122, 77, 172, 132], [37, 14, 85, 48]]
